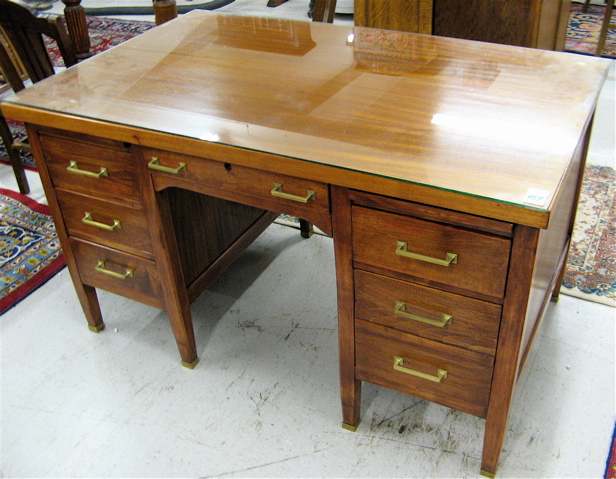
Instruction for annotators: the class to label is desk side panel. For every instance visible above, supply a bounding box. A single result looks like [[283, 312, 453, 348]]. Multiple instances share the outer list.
[[518, 121, 589, 370]]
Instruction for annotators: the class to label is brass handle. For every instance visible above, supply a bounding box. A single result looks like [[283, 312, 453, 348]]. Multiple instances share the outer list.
[[394, 301, 452, 328], [396, 241, 457, 267], [82, 212, 121, 232], [67, 161, 108, 178], [271, 183, 315, 203], [148, 156, 186, 174], [95, 260, 134, 280], [393, 356, 447, 383]]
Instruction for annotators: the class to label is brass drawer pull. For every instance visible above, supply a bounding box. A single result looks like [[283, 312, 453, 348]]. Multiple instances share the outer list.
[[396, 241, 457, 266], [271, 183, 315, 203], [393, 356, 448, 383], [394, 301, 452, 328], [82, 212, 121, 232], [67, 161, 108, 178], [148, 156, 187, 174], [95, 260, 134, 280]]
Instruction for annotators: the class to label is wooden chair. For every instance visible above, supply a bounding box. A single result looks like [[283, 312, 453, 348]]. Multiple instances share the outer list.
[[582, 0, 615, 56], [596, 0, 615, 56], [0, 0, 77, 194], [311, 0, 338, 23]]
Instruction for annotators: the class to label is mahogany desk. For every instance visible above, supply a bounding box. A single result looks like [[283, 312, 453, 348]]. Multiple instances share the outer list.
[[2, 12, 609, 476]]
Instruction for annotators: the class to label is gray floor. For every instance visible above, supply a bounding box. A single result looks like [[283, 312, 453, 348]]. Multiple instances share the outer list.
[[1, 1, 615, 477]]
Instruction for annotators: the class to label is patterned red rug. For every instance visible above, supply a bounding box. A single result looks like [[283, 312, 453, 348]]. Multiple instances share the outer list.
[[566, 2, 616, 58], [0, 189, 65, 314], [606, 424, 616, 479]]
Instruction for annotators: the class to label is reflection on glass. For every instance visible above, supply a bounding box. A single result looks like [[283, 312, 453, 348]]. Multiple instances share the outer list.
[[215, 15, 316, 56]]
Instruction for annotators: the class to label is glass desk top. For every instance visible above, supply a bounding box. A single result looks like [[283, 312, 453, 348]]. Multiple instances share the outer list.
[[2, 11, 610, 216]]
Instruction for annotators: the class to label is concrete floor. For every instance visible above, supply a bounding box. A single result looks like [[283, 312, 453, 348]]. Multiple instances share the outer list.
[[1, 1, 615, 477]]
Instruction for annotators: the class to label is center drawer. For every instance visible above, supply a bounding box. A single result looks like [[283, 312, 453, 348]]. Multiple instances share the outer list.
[[352, 206, 511, 299], [142, 148, 330, 218]]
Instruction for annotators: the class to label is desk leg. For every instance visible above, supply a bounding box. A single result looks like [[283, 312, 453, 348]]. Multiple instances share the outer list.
[[552, 118, 592, 303], [152, 189, 199, 368], [481, 225, 539, 476], [332, 186, 361, 430], [138, 156, 199, 367], [299, 219, 314, 238]]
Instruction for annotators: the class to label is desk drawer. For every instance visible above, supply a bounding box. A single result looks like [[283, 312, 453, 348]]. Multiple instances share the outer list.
[[143, 149, 329, 215], [355, 270, 501, 355], [57, 190, 153, 258], [355, 319, 493, 418], [70, 238, 163, 308], [352, 206, 511, 299], [39, 134, 141, 207]]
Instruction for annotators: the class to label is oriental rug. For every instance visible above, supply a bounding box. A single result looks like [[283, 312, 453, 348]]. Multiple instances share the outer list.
[[566, 2, 616, 59], [0, 188, 65, 315], [606, 423, 616, 479], [561, 165, 616, 306]]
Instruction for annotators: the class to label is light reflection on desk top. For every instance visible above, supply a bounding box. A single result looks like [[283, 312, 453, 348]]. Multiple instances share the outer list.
[[2, 11, 610, 214]]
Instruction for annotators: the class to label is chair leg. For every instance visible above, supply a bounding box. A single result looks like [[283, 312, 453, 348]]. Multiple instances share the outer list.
[[0, 116, 29, 195], [582, 0, 593, 12], [312, 0, 338, 23], [596, 0, 615, 56]]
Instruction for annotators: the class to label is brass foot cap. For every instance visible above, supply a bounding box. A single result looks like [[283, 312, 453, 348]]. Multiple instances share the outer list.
[[88, 323, 105, 333], [181, 358, 200, 369], [480, 470, 496, 478], [342, 422, 358, 432]]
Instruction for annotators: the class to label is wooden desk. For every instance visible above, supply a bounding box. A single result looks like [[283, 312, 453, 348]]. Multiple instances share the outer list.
[[2, 12, 608, 476]]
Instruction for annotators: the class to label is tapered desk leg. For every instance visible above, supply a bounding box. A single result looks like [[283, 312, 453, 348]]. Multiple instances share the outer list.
[[138, 154, 199, 368], [62, 0, 92, 59], [152, 189, 199, 368], [481, 225, 539, 476], [552, 118, 593, 303], [332, 186, 361, 429]]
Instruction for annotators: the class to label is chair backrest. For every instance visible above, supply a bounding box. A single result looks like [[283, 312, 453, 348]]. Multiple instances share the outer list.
[[0, 0, 77, 92]]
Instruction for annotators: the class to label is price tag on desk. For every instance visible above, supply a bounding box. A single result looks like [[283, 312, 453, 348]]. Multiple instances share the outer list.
[[523, 188, 549, 206]]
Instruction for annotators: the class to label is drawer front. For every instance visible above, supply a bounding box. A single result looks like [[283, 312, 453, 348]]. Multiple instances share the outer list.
[[70, 238, 163, 308], [355, 319, 493, 418], [40, 134, 141, 207], [143, 148, 330, 215], [57, 190, 153, 258], [352, 206, 511, 298], [355, 270, 501, 355]]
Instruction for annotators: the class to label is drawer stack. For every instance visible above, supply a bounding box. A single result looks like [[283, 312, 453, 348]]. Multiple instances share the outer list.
[[38, 132, 164, 314], [350, 193, 512, 418]]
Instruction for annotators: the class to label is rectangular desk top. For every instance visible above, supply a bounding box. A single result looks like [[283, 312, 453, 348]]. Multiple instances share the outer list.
[[2, 11, 609, 226]]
